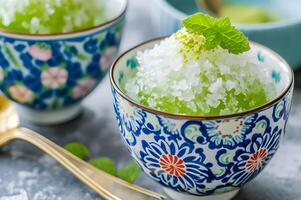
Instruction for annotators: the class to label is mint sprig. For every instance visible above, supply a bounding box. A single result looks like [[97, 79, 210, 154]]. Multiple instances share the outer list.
[[182, 13, 250, 54], [64, 142, 141, 183]]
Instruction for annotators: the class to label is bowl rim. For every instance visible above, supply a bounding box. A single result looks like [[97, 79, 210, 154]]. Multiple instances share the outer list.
[[110, 37, 294, 120], [156, 0, 301, 31], [0, 0, 128, 38]]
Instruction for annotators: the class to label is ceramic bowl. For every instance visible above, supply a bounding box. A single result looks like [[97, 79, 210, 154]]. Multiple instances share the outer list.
[[0, 0, 127, 124], [151, 0, 301, 69], [110, 39, 294, 200]]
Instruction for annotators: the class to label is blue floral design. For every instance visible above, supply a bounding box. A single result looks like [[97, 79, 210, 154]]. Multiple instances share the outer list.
[[139, 138, 213, 194], [223, 125, 282, 186], [112, 89, 147, 145], [157, 116, 180, 137], [203, 115, 257, 149], [181, 115, 257, 150], [118, 100, 146, 134], [272, 99, 285, 122], [112, 88, 127, 143]]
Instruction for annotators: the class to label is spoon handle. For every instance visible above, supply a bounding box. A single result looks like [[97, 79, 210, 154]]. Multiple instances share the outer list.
[[9, 127, 167, 200]]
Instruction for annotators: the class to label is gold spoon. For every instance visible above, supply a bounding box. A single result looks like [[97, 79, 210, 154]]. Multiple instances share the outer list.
[[0, 95, 166, 200], [195, 0, 223, 16]]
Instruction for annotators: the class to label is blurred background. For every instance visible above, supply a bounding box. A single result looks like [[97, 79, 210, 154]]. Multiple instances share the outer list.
[[1, 0, 301, 199]]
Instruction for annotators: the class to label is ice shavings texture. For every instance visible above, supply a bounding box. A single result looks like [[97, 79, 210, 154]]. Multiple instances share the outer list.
[[125, 30, 276, 116], [0, 0, 107, 34]]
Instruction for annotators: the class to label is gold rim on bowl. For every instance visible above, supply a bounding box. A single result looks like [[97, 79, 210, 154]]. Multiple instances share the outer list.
[[0, 0, 128, 38], [110, 37, 294, 120]]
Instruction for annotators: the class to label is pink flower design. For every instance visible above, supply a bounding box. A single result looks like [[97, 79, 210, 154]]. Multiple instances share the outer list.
[[0, 68, 4, 82], [41, 67, 68, 89], [72, 78, 97, 99], [28, 43, 52, 61], [8, 84, 34, 103], [100, 46, 118, 71]]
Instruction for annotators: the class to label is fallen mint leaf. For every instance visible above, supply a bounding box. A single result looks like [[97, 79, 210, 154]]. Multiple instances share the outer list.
[[117, 162, 141, 183], [64, 142, 91, 160], [89, 157, 116, 176]]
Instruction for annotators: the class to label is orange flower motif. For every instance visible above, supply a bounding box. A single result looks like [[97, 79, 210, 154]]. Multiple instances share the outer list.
[[41, 67, 68, 89], [159, 154, 186, 177], [8, 84, 34, 103], [246, 148, 268, 172]]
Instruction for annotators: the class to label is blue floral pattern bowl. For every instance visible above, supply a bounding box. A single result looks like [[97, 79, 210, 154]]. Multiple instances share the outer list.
[[0, 0, 127, 124], [110, 39, 294, 200]]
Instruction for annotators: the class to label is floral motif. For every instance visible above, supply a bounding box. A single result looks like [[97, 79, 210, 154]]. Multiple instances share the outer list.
[[100, 46, 118, 71], [159, 154, 186, 177], [202, 116, 257, 149], [28, 43, 52, 61], [181, 115, 257, 149], [225, 125, 282, 186], [118, 98, 146, 134], [41, 67, 68, 89], [157, 116, 180, 137], [272, 99, 285, 122], [140, 139, 211, 194], [8, 84, 34, 103], [72, 78, 96, 99], [245, 148, 268, 172]]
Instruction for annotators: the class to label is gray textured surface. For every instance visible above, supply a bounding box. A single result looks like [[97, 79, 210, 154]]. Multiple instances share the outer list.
[[1, 0, 301, 199]]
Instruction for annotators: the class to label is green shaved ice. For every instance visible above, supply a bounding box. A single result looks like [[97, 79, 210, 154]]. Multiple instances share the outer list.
[[0, 0, 107, 34], [138, 76, 272, 116]]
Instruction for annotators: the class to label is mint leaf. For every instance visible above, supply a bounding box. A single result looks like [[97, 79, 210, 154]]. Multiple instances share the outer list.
[[182, 13, 216, 33], [217, 18, 250, 54], [117, 162, 141, 183], [89, 157, 116, 176], [64, 143, 91, 160], [182, 13, 250, 54]]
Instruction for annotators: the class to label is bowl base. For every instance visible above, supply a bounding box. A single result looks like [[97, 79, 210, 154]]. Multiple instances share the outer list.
[[16, 104, 82, 125], [163, 188, 239, 200]]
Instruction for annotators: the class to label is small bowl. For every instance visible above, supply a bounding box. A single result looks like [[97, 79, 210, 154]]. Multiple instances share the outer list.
[[151, 0, 301, 69], [110, 38, 293, 200], [0, 0, 127, 124]]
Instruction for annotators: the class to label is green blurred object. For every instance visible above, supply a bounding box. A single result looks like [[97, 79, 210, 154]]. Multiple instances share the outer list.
[[89, 157, 116, 176], [220, 5, 278, 24], [64, 142, 91, 160]]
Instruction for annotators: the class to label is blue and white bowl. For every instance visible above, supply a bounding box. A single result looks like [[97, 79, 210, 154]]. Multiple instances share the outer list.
[[110, 39, 293, 200], [151, 0, 301, 69], [0, 0, 127, 124]]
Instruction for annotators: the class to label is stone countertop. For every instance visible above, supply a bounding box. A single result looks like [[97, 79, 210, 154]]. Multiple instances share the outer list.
[[1, 0, 301, 199]]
